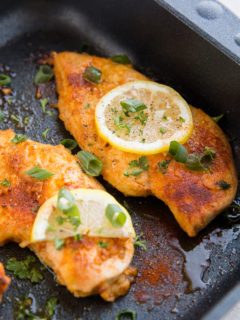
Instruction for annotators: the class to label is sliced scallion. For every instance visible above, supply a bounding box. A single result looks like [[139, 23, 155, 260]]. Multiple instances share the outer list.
[[83, 66, 101, 84], [115, 309, 137, 320], [42, 128, 50, 141], [25, 166, 54, 180], [0, 74, 11, 86], [105, 204, 126, 228], [212, 114, 224, 123], [168, 141, 188, 163], [120, 99, 146, 115], [0, 179, 11, 187], [60, 139, 78, 150], [77, 151, 102, 176], [111, 54, 131, 64], [11, 134, 27, 144], [34, 65, 53, 85]]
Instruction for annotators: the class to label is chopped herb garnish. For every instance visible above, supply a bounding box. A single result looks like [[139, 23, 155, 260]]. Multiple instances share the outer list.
[[45, 297, 58, 318], [169, 141, 188, 163], [159, 127, 167, 134], [158, 159, 171, 174], [42, 128, 50, 141], [0, 74, 11, 86], [25, 166, 54, 180], [105, 204, 126, 228], [0, 110, 4, 122], [11, 134, 27, 144], [10, 114, 20, 123], [115, 309, 137, 320], [216, 180, 231, 190], [6, 256, 43, 283], [23, 116, 29, 125], [34, 65, 54, 85], [57, 188, 81, 229], [114, 115, 131, 133], [40, 98, 49, 113], [15, 296, 58, 320], [212, 114, 224, 123], [120, 99, 147, 116], [162, 115, 168, 121], [134, 233, 147, 250], [74, 233, 82, 241], [60, 139, 78, 150], [134, 110, 148, 125], [124, 156, 149, 176], [0, 178, 11, 187], [179, 116, 185, 123], [98, 241, 109, 248], [111, 54, 131, 64], [54, 238, 65, 250], [77, 150, 103, 176], [83, 66, 102, 84], [84, 103, 91, 109]]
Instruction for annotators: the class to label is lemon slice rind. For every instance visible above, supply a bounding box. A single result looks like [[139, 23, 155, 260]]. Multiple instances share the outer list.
[[31, 188, 135, 243], [95, 80, 193, 155]]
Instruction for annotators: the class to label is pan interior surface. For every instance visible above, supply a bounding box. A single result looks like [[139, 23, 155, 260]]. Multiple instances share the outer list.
[[0, 1, 240, 319]]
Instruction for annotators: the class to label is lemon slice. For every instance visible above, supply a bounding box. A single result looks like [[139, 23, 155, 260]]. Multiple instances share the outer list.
[[31, 188, 135, 242], [95, 80, 193, 155]]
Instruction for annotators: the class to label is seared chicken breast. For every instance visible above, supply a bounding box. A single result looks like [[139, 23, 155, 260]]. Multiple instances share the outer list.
[[0, 263, 10, 301], [0, 129, 135, 301], [53, 52, 237, 236]]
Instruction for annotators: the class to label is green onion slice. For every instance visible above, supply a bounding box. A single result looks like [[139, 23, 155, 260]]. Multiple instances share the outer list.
[[25, 166, 54, 180], [77, 151, 103, 176], [115, 309, 137, 320], [0, 179, 11, 187], [111, 54, 131, 64], [34, 65, 54, 85], [60, 139, 78, 150], [105, 204, 126, 228], [83, 66, 102, 84], [0, 74, 11, 86], [212, 114, 224, 123], [120, 99, 147, 115], [11, 134, 27, 144], [54, 238, 65, 250], [57, 188, 75, 212], [169, 141, 188, 163]]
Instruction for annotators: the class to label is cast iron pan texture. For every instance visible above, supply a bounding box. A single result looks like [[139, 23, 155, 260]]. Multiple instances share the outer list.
[[0, 1, 240, 319]]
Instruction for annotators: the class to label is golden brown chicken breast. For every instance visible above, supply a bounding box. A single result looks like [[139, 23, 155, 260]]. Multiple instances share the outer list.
[[0, 263, 10, 301], [53, 52, 237, 236], [0, 129, 135, 301]]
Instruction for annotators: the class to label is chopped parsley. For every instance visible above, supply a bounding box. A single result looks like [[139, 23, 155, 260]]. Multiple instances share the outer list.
[[11, 133, 27, 144], [0, 178, 11, 187], [134, 233, 147, 250], [179, 116, 185, 123], [42, 128, 50, 141], [114, 115, 131, 134], [6, 256, 43, 283], [0, 110, 4, 122], [134, 110, 148, 125], [40, 98, 49, 113], [158, 159, 171, 174], [10, 114, 20, 123], [98, 241, 109, 248], [84, 103, 91, 109], [159, 127, 167, 134], [124, 156, 149, 177]]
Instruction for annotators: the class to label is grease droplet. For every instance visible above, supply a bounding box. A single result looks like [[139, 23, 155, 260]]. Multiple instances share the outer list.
[[196, 1, 224, 20]]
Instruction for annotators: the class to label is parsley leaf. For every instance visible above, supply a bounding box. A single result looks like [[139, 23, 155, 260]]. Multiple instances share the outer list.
[[134, 233, 147, 250], [6, 256, 43, 283], [124, 156, 149, 176], [0, 178, 11, 187]]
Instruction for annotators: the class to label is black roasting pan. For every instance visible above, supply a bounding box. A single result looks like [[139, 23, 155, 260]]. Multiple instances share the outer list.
[[0, 0, 240, 319]]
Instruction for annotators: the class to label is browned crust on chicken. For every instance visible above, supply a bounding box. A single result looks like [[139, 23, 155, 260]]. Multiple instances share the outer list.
[[0, 129, 135, 300], [53, 52, 237, 236]]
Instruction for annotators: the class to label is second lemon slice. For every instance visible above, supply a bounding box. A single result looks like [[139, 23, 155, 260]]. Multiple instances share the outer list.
[[95, 80, 193, 155], [31, 188, 135, 242]]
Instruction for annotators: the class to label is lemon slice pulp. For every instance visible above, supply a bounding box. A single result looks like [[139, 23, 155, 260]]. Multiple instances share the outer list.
[[31, 188, 135, 242], [95, 80, 193, 155]]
